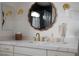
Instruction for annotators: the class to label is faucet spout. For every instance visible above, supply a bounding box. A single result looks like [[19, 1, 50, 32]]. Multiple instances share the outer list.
[[36, 33, 40, 41]]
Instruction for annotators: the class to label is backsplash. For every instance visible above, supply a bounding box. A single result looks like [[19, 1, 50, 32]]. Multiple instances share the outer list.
[[0, 2, 79, 43], [0, 31, 14, 40]]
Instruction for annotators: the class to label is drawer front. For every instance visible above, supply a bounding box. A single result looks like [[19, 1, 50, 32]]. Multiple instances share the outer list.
[[0, 45, 13, 53], [14, 53, 31, 56], [0, 51, 13, 56], [48, 50, 75, 56], [14, 46, 46, 56]]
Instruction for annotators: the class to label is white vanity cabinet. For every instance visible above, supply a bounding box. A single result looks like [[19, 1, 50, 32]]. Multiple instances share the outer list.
[[14, 46, 46, 56], [0, 44, 77, 56], [14, 46, 76, 56], [0, 45, 14, 56]]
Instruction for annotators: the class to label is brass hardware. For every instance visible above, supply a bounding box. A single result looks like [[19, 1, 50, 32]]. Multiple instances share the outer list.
[[42, 37, 45, 41], [36, 33, 40, 41], [33, 37, 36, 41]]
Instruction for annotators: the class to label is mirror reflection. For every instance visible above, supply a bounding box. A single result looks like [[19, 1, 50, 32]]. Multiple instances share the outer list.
[[28, 2, 57, 30]]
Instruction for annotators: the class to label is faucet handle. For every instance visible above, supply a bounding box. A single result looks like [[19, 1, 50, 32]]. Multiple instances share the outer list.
[[33, 37, 36, 41], [42, 37, 45, 41]]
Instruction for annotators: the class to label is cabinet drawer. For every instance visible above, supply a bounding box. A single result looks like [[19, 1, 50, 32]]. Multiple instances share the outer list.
[[14, 46, 46, 56], [48, 50, 75, 56], [0, 45, 13, 52], [0, 51, 13, 56]]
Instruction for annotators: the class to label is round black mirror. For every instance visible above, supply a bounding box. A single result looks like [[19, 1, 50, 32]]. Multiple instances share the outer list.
[[28, 2, 57, 31]]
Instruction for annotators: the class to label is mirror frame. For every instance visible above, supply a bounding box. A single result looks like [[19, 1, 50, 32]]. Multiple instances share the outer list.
[[28, 2, 57, 31]]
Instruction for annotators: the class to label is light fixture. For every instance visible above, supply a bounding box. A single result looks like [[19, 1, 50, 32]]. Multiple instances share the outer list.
[[31, 11, 40, 17]]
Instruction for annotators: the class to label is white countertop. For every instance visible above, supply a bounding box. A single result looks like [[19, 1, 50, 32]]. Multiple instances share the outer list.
[[0, 38, 78, 53]]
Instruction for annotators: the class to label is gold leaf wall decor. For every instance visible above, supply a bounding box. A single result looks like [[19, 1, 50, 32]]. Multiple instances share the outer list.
[[63, 3, 70, 10], [5, 10, 12, 16], [17, 8, 24, 15]]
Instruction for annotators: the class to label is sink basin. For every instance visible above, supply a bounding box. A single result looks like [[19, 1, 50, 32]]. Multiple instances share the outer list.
[[28, 40, 68, 46], [29, 41, 47, 44]]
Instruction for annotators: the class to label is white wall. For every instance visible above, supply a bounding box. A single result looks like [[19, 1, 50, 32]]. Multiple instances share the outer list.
[[0, 3, 1, 30], [0, 2, 79, 43]]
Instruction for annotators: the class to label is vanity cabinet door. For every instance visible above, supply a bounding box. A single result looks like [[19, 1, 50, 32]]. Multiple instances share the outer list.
[[0, 51, 13, 56], [0, 45, 13, 53], [47, 50, 75, 56], [14, 46, 46, 56], [0, 45, 13, 56]]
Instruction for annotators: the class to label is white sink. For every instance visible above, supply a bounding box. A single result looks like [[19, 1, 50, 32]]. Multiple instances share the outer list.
[[28, 40, 68, 46]]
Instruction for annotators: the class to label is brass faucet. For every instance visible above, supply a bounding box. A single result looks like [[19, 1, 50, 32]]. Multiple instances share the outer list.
[[36, 33, 40, 41]]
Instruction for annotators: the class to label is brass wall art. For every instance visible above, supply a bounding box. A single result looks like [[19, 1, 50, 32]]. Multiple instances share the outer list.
[[5, 10, 12, 16], [17, 8, 24, 15], [63, 3, 70, 10]]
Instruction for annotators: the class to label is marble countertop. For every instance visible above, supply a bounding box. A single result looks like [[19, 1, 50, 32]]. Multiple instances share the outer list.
[[0, 39, 78, 53]]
